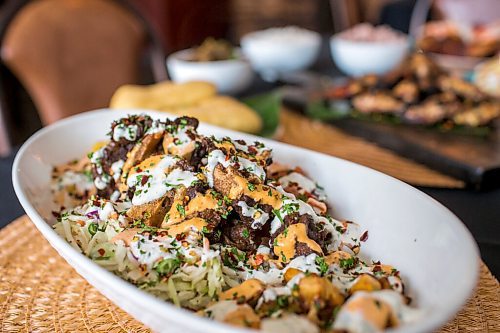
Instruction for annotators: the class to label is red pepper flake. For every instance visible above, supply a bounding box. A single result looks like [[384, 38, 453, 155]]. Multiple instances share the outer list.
[[97, 248, 106, 256], [141, 175, 149, 185], [360, 231, 369, 242], [372, 265, 381, 273]]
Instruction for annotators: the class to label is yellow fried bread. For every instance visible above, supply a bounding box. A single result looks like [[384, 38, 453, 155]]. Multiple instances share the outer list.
[[110, 81, 216, 109], [110, 81, 262, 134]]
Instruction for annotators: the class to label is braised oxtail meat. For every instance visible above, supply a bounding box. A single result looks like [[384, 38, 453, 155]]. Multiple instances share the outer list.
[[324, 53, 499, 128]]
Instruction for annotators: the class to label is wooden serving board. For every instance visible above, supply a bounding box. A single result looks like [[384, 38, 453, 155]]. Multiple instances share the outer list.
[[282, 87, 500, 190]]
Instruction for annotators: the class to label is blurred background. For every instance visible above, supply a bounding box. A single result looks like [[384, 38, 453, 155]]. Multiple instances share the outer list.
[[0, 0, 499, 275], [0, 0, 498, 149]]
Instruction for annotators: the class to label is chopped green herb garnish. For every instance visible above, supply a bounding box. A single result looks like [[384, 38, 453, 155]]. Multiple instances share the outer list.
[[88, 223, 98, 236], [315, 256, 329, 276], [154, 258, 181, 276], [176, 204, 186, 217], [339, 257, 356, 270]]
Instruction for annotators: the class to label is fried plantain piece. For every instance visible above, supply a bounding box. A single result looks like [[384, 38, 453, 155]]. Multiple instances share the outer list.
[[219, 279, 265, 305], [298, 275, 345, 323], [273, 223, 323, 263], [163, 134, 196, 159], [213, 165, 242, 198], [161, 190, 224, 227], [200, 301, 261, 329], [126, 194, 171, 227], [120, 131, 164, 186]]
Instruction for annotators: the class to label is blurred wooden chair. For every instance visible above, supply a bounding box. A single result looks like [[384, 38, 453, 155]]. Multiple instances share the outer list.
[[0, 0, 167, 155]]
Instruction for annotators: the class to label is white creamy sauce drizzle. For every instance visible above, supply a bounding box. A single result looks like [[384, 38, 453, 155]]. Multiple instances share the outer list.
[[325, 220, 363, 254], [261, 314, 319, 333], [279, 172, 327, 201], [90, 147, 111, 189], [110, 190, 121, 202], [239, 254, 319, 286], [126, 155, 198, 205], [53, 171, 94, 192], [333, 290, 421, 333], [94, 173, 111, 190], [145, 121, 166, 135], [238, 266, 283, 285], [388, 276, 403, 293], [287, 253, 321, 275], [204, 149, 266, 187], [329, 264, 372, 294], [80, 200, 119, 222], [99, 202, 115, 220], [231, 139, 270, 155], [237, 201, 270, 229], [166, 126, 194, 152], [90, 147, 104, 164], [257, 272, 304, 307], [334, 310, 378, 333], [113, 123, 139, 141], [238, 157, 266, 181], [270, 196, 319, 235], [204, 300, 240, 321], [111, 160, 124, 181], [260, 286, 290, 303], [369, 290, 421, 323], [129, 234, 177, 269], [279, 172, 316, 193], [256, 246, 271, 257], [205, 150, 231, 187], [126, 232, 211, 277]]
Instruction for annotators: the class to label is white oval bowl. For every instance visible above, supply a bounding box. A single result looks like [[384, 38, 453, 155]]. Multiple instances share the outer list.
[[330, 36, 409, 77], [167, 48, 253, 95], [12, 109, 479, 333], [241, 30, 321, 78]]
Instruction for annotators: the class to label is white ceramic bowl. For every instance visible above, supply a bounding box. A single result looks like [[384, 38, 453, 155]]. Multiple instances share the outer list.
[[241, 28, 321, 80], [330, 35, 409, 77], [13, 109, 479, 333], [167, 48, 253, 95]]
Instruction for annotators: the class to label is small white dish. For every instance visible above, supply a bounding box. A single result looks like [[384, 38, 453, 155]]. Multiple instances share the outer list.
[[13, 109, 479, 333], [330, 35, 409, 77], [167, 48, 253, 95], [241, 27, 321, 81]]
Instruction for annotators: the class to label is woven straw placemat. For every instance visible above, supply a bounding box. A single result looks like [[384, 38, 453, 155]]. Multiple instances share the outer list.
[[277, 110, 466, 189], [0, 216, 498, 332]]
